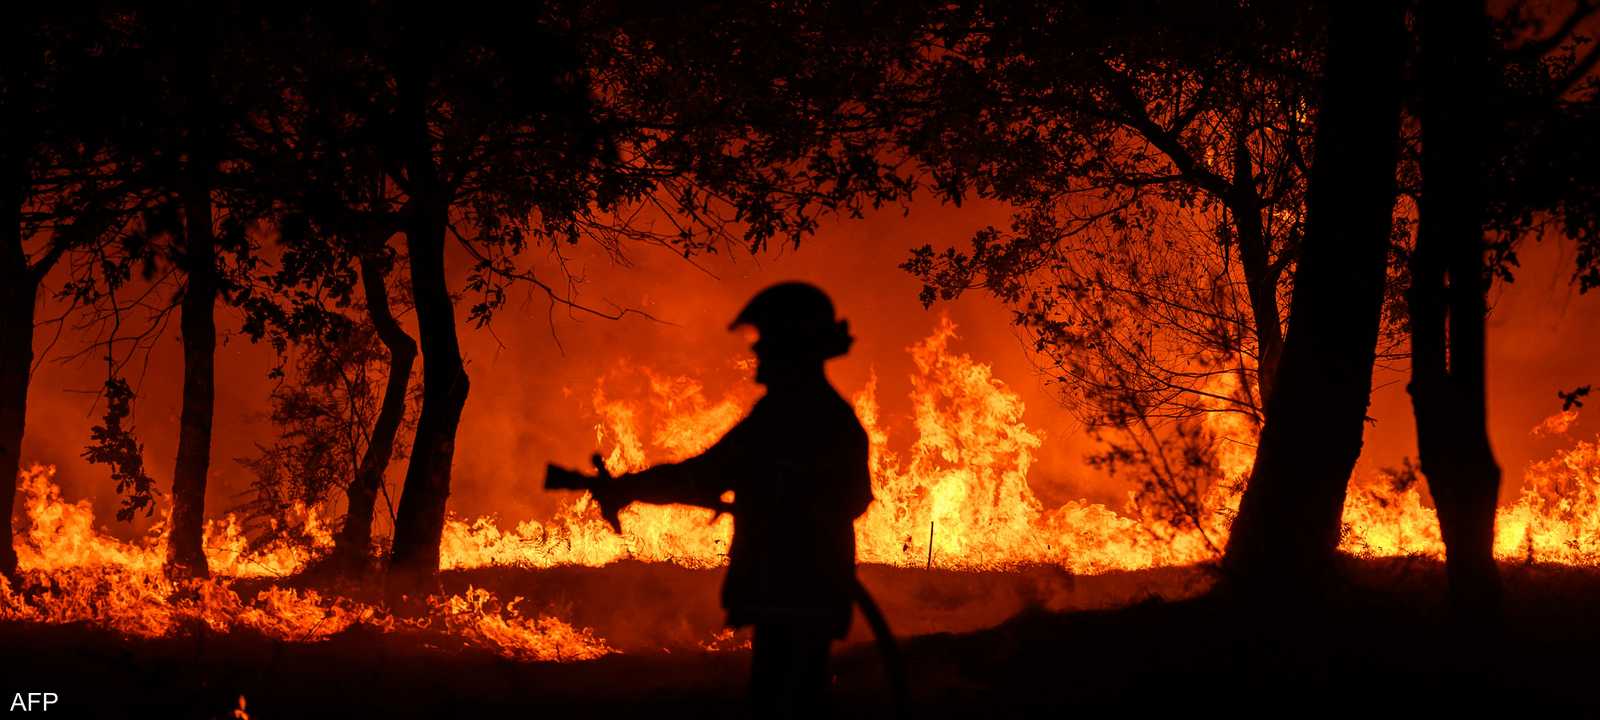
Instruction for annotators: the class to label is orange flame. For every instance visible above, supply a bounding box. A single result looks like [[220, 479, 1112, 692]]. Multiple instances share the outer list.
[[451, 316, 1600, 572], [1, 465, 612, 661]]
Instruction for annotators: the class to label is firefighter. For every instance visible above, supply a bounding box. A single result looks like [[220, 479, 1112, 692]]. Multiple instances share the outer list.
[[550, 282, 872, 717]]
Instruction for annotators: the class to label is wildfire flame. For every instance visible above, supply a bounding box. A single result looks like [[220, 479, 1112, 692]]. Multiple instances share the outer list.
[[6, 318, 1600, 660], [0, 465, 611, 661], [448, 316, 1600, 570]]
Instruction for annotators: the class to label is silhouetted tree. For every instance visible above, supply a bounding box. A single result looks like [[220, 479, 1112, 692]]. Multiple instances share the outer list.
[[167, 31, 224, 578], [337, 249, 417, 572], [895, 0, 1594, 589], [904, 1, 1324, 415], [896, 1, 1333, 550], [1221, 0, 1408, 589], [236, 313, 415, 556], [62, 2, 289, 577], [1406, 0, 1599, 616], [315, 3, 646, 599], [268, 1, 930, 600], [1210, 0, 1599, 592], [1409, 0, 1504, 619], [228, 25, 421, 576], [0, 4, 144, 581], [241, 216, 418, 577]]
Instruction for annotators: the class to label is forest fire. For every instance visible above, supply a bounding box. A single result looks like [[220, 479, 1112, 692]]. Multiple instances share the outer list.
[[5, 320, 1599, 665], [6, 0, 1600, 713]]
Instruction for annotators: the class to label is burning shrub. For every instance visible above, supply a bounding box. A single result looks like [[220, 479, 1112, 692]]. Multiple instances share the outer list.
[[236, 322, 416, 550]]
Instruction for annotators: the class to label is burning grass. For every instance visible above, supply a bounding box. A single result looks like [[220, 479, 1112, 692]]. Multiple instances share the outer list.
[[5, 319, 1600, 684], [0, 465, 613, 662], [5, 557, 1600, 716]]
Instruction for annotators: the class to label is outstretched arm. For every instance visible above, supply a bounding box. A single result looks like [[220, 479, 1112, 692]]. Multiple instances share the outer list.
[[602, 410, 760, 511], [609, 456, 731, 510]]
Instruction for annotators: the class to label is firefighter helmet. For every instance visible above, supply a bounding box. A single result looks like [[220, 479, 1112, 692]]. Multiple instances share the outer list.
[[728, 282, 853, 360]]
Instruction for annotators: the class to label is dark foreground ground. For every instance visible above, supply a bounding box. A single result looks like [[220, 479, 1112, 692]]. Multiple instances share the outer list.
[[3, 557, 1598, 718]]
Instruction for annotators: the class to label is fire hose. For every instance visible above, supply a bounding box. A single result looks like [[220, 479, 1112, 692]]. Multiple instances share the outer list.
[[545, 454, 910, 718], [850, 575, 910, 720]]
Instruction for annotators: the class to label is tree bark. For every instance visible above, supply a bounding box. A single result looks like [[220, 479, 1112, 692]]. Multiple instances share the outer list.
[[332, 247, 416, 575], [1222, 1, 1407, 591], [0, 165, 32, 582], [1411, 0, 1502, 618], [386, 61, 469, 602]]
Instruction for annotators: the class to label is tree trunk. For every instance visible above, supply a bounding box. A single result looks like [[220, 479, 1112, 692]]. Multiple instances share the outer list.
[[166, 169, 217, 578], [332, 248, 416, 575], [165, 31, 221, 579], [0, 171, 32, 582], [1222, 1, 1407, 591], [386, 62, 469, 603], [1229, 135, 1284, 410], [1411, 0, 1502, 618]]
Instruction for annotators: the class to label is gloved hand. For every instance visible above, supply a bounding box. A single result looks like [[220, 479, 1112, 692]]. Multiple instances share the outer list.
[[543, 453, 626, 534], [586, 453, 627, 534]]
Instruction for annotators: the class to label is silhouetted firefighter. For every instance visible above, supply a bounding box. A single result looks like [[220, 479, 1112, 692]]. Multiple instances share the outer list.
[[547, 282, 905, 718]]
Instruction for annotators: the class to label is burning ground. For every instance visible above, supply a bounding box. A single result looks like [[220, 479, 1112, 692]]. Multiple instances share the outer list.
[[6, 321, 1600, 715], [11, 559, 1600, 717]]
